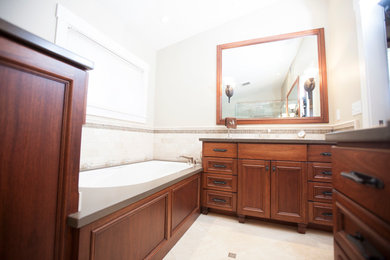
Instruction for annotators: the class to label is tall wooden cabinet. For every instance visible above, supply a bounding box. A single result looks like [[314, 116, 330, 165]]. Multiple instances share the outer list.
[[0, 19, 92, 260]]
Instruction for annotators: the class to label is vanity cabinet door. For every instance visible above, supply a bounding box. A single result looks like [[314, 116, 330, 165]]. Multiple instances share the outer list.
[[271, 161, 307, 223], [237, 159, 270, 218]]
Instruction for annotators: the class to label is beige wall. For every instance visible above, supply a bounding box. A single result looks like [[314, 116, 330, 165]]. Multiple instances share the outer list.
[[327, 0, 362, 126], [154, 0, 365, 128]]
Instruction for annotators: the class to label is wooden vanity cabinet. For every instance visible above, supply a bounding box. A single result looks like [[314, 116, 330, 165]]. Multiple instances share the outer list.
[[0, 20, 92, 260], [201, 140, 336, 233]]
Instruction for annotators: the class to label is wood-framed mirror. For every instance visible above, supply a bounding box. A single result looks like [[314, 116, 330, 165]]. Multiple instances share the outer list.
[[216, 28, 328, 124]]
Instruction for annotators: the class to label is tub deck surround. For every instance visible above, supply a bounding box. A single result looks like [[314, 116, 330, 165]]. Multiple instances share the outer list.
[[69, 163, 202, 260], [68, 162, 202, 228], [200, 138, 335, 234]]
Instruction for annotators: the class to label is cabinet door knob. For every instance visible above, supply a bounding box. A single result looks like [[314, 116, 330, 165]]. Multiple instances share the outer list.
[[265, 166, 269, 171], [272, 166, 276, 172], [341, 171, 384, 189]]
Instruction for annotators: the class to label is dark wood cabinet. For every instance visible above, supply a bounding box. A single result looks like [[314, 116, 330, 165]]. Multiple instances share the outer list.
[[0, 20, 92, 260], [237, 159, 270, 219], [271, 161, 306, 223], [201, 140, 336, 233], [332, 140, 390, 260]]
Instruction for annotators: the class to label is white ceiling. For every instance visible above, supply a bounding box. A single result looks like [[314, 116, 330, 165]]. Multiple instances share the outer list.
[[96, 0, 279, 50]]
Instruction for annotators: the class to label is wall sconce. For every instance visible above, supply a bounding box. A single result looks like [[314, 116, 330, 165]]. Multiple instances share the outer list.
[[225, 85, 234, 103], [304, 78, 315, 117]]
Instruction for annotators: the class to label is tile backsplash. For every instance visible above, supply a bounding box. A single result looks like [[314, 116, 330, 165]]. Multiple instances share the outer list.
[[80, 121, 356, 170]]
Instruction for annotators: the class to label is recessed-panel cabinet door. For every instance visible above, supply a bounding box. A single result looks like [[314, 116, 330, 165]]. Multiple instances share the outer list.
[[271, 161, 307, 223], [0, 35, 87, 260], [237, 159, 270, 218]]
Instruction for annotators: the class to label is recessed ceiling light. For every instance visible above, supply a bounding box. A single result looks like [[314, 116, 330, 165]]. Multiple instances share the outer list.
[[161, 16, 170, 24]]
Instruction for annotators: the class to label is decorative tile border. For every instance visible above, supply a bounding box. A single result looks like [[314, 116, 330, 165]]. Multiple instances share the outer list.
[[84, 123, 154, 133], [83, 120, 357, 135]]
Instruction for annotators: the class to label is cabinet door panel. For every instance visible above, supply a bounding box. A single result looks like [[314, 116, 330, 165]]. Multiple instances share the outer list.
[[238, 159, 270, 218], [0, 35, 87, 260], [91, 194, 168, 260], [271, 161, 306, 223]]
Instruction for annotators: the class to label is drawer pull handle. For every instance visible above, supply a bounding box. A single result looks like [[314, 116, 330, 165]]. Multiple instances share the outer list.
[[347, 232, 385, 260], [321, 171, 332, 176], [321, 212, 333, 217], [213, 164, 226, 168], [212, 198, 227, 203], [213, 149, 227, 152], [320, 152, 332, 156], [213, 180, 227, 185], [322, 191, 333, 196], [341, 171, 384, 189]]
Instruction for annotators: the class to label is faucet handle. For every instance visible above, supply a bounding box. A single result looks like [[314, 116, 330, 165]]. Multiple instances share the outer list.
[[179, 155, 194, 164]]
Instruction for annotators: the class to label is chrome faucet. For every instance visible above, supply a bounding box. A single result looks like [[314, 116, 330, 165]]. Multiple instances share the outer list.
[[180, 155, 195, 165]]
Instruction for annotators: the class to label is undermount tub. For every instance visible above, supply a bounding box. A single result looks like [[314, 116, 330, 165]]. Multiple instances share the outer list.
[[77, 160, 199, 219]]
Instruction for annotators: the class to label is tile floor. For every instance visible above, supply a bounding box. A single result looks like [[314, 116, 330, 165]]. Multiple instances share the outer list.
[[164, 213, 333, 260]]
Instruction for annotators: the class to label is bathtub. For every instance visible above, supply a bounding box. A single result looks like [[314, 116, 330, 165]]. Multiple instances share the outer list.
[[78, 160, 198, 217]]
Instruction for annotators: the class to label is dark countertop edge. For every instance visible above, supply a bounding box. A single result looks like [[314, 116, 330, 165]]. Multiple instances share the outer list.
[[0, 18, 94, 70], [325, 124, 390, 142], [67, 166, 203, 228], [199, 138, 336, 145]]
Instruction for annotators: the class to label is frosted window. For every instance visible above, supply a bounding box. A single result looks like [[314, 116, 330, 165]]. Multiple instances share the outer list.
[[65, 30, 147, 123]]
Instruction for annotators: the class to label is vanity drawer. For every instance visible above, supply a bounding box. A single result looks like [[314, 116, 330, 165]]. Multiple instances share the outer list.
[[308, 202, 333, 226], [308, 182, 333, 203], [238, 143, 307, 161], [203, 157, 237, 175], [333, 146, 390, 222], [308, 145, 332, 162], [308, 162, 332, 182], [334, 191, 390, 260], [203, 142, 237, 158], [202, 173, 237, 192], [202, 190, 237, 212]]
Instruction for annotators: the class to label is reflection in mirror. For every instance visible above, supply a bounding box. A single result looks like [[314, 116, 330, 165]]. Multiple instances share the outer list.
[[217, 28, 328, 124]]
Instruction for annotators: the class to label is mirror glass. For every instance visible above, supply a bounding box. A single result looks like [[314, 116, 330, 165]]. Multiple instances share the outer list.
[[217, 28, 328, 124]]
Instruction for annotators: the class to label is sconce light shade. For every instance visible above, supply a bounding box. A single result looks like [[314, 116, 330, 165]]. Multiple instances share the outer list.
[[225, 85, 234, 103], [304, 78, 315, 99]]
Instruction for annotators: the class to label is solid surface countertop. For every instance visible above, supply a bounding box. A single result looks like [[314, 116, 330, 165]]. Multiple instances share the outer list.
[[325, 123, 390, 142], [67, 165, 202, 229], [199, 138, 335, 144]]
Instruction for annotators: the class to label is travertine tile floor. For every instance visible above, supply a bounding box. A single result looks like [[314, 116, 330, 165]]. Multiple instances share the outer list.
[[164, 213, 333, 260]]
